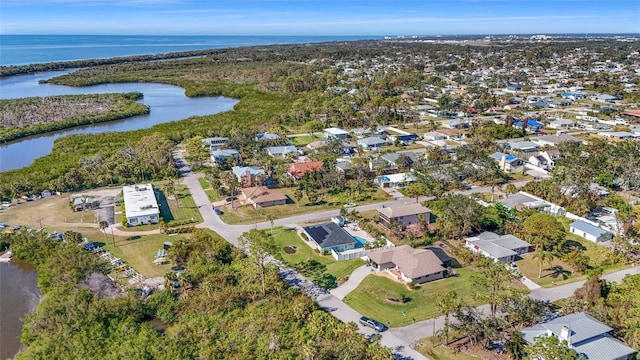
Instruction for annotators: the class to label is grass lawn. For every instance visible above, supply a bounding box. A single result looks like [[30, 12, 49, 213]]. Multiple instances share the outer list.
[[268, 227, 364, 280], [415, 338, 482, 360], [0, 194, 96, 228], [198, 177, 224, 202], [343, 267, 517, 327], [219, 186, 390, 225], [288, 134, 322, 146], [517, 218, 632, 287], [102, 233, 178, 278]]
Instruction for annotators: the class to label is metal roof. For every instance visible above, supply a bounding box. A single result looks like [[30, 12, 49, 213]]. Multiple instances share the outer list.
[[570, 220, 612, 237]]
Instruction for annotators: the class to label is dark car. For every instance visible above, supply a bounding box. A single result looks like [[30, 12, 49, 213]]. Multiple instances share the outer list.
[[359, 316, 386, 332]]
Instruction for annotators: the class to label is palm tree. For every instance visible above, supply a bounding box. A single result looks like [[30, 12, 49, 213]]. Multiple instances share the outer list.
[[99, 220, 109, 243], [266, 214, 276, 236], [533, 250, 555, 279]]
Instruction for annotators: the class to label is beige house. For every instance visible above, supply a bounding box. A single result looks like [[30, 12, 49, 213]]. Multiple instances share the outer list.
[[378, 203, 431, 229], [241, 186, 287, 209], [368, 245, 446, 284]]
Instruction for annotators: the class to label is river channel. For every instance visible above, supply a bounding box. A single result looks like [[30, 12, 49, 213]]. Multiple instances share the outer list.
[[0, 260, 40, 360], [0, 71, 238, 171]]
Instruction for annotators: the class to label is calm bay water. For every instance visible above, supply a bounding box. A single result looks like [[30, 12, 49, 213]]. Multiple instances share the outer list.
[[0, 261, 40, 360], [0, 35, 378, 66], [0, 72, 238, 171]]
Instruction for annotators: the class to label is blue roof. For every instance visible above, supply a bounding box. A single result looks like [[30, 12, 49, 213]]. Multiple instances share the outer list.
[[514, 120, 542, 127], [570, 220, 612, 237]]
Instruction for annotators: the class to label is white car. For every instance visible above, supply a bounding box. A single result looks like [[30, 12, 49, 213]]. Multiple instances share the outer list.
[[343, 203, 357, 208]]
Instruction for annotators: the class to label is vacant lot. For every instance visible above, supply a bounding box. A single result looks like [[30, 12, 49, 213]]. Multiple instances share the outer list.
[[102, 233, 177, 278], [0, 194, 98, 229], [268, 227, 364, 280]]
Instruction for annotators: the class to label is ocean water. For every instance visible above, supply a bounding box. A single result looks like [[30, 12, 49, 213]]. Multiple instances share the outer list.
[[0, 35, 379, 66]]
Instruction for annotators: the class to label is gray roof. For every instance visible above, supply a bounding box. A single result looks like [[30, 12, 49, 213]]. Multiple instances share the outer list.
[[303, 222, 357, 249], [467, 232, 530, 261], [266, 145, 298, 156], [380, 152, 419, 165], [506, 141, 540, 151], [570, 220, 612, 237], [232, 166, 265, 178], [498, 192, 543, 209], [358, 136, 387, 146], [521, 313, 636, 360], [211, 149, 239, 159]]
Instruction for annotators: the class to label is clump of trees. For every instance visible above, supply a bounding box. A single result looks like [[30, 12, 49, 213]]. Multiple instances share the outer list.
[[4, 228, 393, 359], [0, 92, 149, 142]]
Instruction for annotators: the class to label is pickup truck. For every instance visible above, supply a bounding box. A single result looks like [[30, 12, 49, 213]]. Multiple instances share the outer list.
[[359, 316, 386, 332]]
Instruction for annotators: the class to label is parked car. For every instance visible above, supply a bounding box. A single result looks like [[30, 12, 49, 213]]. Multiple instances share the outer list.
[[225, 196, 237, 202], [214, 208, 223, 215], [359, 316, 386, 332], [344, 203, 357, 208]]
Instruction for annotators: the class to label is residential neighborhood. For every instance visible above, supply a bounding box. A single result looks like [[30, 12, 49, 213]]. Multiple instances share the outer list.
[[3, 34, 640, 360]]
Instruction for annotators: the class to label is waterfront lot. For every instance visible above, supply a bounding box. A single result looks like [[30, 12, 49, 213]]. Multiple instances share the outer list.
[[103, 233, 175, 278]]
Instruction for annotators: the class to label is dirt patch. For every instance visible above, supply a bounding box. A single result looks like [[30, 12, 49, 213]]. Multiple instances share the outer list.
[[447, 337, 510, 360], [79, 272, 125, 298], [283, 246, 297, 254]]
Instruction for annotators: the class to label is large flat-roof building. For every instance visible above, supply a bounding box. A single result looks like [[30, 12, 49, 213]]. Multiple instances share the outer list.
[[123, 184, 160, 227]]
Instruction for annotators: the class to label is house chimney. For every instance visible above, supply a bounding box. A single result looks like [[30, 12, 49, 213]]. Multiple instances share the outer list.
[[245, 170, 252, 187], [560, 326, 571, 345]]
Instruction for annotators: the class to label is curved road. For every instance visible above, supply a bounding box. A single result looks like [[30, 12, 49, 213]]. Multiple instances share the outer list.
[[174, 150, 427, 360], [174, 150, 640, 359]]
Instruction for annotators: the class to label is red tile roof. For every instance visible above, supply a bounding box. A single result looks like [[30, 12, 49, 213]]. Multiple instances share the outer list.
[[288, 161, 324, 179]]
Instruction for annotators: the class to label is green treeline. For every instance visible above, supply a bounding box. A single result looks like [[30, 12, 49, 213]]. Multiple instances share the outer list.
[[1, 60, 297, 199], [4, 229, 392, 359], [0, 92, 148, 142]]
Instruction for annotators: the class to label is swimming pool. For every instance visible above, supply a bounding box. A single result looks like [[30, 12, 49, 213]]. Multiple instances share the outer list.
[[354, 236, 369, 246]]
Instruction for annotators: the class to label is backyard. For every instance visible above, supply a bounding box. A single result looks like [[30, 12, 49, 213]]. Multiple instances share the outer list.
[[268, 227, 364, 280]]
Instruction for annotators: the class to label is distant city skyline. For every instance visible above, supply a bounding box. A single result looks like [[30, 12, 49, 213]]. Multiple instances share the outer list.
[[2, 0, 639, 36]]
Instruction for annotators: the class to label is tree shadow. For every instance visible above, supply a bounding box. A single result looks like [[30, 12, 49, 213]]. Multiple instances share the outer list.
[[545, 265, 572, 280], [126, 235, 141, 241], [156, 190, 175, 222]]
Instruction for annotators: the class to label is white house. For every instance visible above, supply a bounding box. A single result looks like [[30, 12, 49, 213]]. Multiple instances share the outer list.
[[465, 232, 531, 263], [323, 127, 350, 140], [375, 172, 417, 188], [123, 184, 160, 227], [569, 220, 614, 243]]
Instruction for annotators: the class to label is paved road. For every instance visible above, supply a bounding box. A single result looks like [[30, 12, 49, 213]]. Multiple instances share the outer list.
[[173, 150, 427, 360], [173, 150, 640, 360]]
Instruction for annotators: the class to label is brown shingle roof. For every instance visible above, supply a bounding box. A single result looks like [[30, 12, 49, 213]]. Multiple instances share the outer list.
[[378, 203, 431, 219], [241, 186, 286, 204], [368, 245, 445, 280]]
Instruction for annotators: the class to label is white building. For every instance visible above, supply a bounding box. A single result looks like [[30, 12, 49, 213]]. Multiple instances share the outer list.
[[123, 184, 160, 227]]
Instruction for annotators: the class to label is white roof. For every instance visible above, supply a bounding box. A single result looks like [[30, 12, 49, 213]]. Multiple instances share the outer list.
[[324, 127, 349, 135], [123, 184, 159, 218]]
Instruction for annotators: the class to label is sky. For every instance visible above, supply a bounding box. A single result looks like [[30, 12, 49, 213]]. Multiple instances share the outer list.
[[1, 0, 639, 36]]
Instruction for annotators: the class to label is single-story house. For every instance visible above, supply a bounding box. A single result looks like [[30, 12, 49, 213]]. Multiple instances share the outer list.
[[432, 128, 466, 141], [357, 136, 388, 150], [266, 145, 298, 158], [306, 140, 328, 151], [378, 203, 431, 229], [528, 153, 554, 170], [597, 131, 638, 141], [521, 312, 637, 360], [122, 184, 160, 227], [379, 152, 419, 170], [72, 197, 96, 211], [288, 161, 324, 180], [465, 232, 531, 263], [534, 134, 582, 147], [489, 152, 523, 172], [505, 141, 540, 153], [376, 172, 417, 188], [513, 120, 543, 133], [440, 119, 470, 129], [231, 166, 266, 187], [423, 131, 447, 141], [547, 118, 575, 129], [202, 137, 228, 150], [302, 222, 357, 253], [255, 132, 280, 141], [210, 149, 240, 165], [499, 191, 566, 216], [570, 220, 614, 243], [241, 186, 287, 209], [323, 127, 350, 140], [368, 245, 447, 284]]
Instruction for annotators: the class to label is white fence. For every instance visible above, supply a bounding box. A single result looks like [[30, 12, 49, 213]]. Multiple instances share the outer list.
[[331, 241, 395, 261]]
